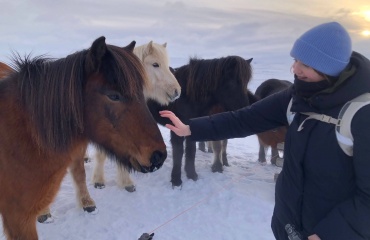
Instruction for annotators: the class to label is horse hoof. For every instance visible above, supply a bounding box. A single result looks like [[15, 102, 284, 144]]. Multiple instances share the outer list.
[[188, 174, 198, 181], [37, 213, 53, 224], [94, 182, 105, 189], [211, 164, 223, 173], [259, 161, 267, 166], [125, 185, 136, 192], [171, 179, 182, 188], [271, 158, 277, 166], [198, 147, 206, 152], [83, 206, 98, 214], [275, 157, 284, 167], [258, 159, 267, 164]]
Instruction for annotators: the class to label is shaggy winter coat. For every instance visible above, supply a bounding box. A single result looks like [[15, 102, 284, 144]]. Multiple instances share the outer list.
[[188, 52, 370, 239]]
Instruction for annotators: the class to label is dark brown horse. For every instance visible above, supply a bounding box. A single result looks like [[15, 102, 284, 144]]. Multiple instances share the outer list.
[[148, 56, 254, 187], [254, 78, 292, 165], [0, 37, 167, 240]]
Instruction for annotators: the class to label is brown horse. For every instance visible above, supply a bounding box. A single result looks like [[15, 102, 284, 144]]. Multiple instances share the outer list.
[[0, 36, 167, 240], [91, 41, 180, 191], [254, 78, 292, 165], [34, 41, 181, 224]]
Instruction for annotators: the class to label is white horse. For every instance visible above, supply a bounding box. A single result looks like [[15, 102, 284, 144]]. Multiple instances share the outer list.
[[37, 41, 180, 223]]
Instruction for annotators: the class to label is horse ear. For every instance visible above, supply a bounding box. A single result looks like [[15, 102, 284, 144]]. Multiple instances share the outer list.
[[144, 41, 154, 56], [86, 36, 107, 73], [163, 42, 167, 48], [124, 41, 136, 52], [246, 58, 253, 63]]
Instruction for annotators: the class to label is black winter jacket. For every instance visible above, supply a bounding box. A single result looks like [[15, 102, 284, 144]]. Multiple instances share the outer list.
[[188, 52, 370, 239]]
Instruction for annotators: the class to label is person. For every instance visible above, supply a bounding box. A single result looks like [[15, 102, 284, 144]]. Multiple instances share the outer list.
[[160, 22, 370, 240]]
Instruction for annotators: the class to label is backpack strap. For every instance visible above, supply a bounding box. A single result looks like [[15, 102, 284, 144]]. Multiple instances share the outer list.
[[286, 99, 295, 124], [298, 112, 339, 131], [286, 93, 370, 156], [336, 93, 370, 156]]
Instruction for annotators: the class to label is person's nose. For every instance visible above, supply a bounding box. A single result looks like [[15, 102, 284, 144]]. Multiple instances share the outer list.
[[292, 61, 301, 75]]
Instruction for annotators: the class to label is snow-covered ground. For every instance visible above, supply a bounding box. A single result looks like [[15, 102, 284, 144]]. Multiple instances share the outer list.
[[0, 63, 291, 240]]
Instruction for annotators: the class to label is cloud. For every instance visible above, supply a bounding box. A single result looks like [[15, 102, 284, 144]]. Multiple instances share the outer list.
[[0, 0, 368, 66]]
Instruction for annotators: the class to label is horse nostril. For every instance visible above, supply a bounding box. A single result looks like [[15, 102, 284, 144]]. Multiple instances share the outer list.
[[150, 150, 167, 170]]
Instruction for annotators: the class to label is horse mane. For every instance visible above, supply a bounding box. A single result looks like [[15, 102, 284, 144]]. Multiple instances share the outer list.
[[11, 44, 145, 152], [133, 41, 168, 63], [183, 56, 252, 102]]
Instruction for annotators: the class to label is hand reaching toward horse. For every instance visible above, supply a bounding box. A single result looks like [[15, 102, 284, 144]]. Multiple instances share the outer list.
[[159, 110, 191, 137]]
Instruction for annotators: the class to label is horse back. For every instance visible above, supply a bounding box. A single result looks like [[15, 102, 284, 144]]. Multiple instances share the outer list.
[[255, 78, 292, 100]]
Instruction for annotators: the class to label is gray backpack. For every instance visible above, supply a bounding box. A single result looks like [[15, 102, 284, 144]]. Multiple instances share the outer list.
[[287, 93, 370, 156]]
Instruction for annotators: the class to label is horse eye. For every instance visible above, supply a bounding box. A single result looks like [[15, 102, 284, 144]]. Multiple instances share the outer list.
[[107, 94, 120, 101], [152, 63, 159, 68]]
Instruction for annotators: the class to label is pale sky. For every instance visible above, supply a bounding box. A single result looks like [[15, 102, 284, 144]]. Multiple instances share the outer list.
[[1, 0, 369, 67]]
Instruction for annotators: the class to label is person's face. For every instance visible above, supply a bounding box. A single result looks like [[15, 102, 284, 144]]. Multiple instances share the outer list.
[[292, 60, 325, 82]]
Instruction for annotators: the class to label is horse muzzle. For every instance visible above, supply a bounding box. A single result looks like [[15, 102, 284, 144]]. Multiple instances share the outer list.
[[140, 150, 167, 173]]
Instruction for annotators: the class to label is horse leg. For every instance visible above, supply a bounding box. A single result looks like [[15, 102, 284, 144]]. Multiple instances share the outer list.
[[69, 147, 97, 213], [37, 206, 52, 223], [257, 138, 267, 164], [198, 141, 206, 152], [2, 210, 38, 240], [116, 165, 136, 192], [221, 139, 229, 166], [270, 147, 279, 165], [184, 138, 198, 181], [207, 141, 213, 153], [92, 149, 107, 189], [198, 141, 213, 153], [170, 132, 185, 187], [211, 140, 223, 173]]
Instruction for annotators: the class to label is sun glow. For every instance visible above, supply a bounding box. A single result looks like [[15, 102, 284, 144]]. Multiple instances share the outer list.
[[362, 30, 370, 37], [364, 10, 370, 21]]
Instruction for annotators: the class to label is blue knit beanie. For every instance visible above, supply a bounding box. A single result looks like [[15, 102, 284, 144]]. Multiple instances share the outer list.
[[290, 22, 352, 76]]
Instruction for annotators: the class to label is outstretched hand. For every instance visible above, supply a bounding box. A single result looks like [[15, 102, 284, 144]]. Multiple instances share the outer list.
[[159, 110, 191, 137]]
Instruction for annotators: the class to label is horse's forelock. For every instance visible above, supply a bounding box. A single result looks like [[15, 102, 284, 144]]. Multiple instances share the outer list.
[[149, 43, 170, 65], [106, 45, 146, 99], [185, 58, 229, 102], [133, 42, 169, 66], [228, 56, 253, 91]]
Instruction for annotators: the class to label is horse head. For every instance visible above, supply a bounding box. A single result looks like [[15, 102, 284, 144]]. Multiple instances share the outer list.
[[215, 56, 253, 111], [134, 41, 181, 105], [82, 37, 168, 172], [183, 56, 253, 113]]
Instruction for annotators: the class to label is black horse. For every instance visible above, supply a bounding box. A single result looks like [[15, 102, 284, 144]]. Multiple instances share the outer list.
[[148, 56, 254, 187], [254, 78, 292, 165]]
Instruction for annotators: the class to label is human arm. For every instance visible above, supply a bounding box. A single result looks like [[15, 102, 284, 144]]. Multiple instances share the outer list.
[[187, 88, 292, 142], [161, 88, 292, 141]]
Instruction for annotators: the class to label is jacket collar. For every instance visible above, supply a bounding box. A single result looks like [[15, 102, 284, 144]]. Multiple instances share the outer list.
[[291, 51, 370, 113]]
